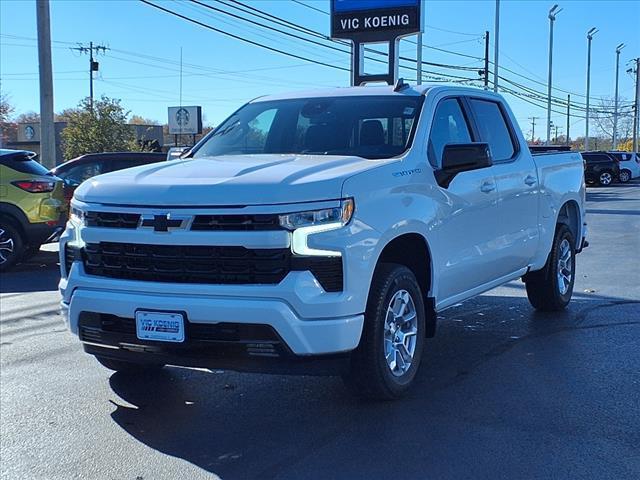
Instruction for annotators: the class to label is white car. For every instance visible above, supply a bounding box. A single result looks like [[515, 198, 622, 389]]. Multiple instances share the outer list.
[[60, 84, 587, 399], [609, 151, 640, 183]]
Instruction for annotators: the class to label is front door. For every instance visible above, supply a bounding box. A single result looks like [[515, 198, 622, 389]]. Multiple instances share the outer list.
[[427, 97, 501, 304], [467, 98, 540, 276]]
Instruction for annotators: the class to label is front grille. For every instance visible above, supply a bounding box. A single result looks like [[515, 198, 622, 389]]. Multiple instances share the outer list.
[[83, 211, 282, 231], [81, 242, 343, 291], [83, 242, 290, 285], [85, 211, 140, 229], [78, 313, 287, 357], [82, 313, 280, 343], [191, 214, 282, 231]]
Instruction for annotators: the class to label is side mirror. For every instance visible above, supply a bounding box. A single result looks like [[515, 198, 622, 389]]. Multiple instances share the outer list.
[[435, 143, 492, 188]]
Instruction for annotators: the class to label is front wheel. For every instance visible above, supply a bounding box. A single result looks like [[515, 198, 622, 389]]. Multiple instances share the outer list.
[[343, 263, 426, 400], [618, 169, 631, 183], [525, 224, 576, 311], [598, 170, 613, 186], [0, 222, 24, 271]]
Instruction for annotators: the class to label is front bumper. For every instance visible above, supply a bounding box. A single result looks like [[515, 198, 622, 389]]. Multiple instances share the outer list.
[[60, 288, 363, 358]]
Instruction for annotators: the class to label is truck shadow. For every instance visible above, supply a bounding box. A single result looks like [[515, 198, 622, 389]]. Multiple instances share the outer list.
[[107, 292, 640, 479]]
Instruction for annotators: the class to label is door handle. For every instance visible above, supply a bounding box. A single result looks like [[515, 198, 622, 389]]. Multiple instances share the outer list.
[[480, 181, 496, 193], [524, 175, 537, 186]]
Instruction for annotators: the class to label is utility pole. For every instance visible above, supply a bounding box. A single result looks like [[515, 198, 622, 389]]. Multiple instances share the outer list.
[[484, 31, 490, 90], [585, 27, 597, 151], [566, 94, 570, 145], [71, 42, 108, 110], [529, 116, 538, 143], [36, 0, 55, 168], [493, 0, 500, 92], [546, 4, 562, 145], [613, 43, 625, 149], [631, 58, 639, 153], [416, 0, 425, 85]]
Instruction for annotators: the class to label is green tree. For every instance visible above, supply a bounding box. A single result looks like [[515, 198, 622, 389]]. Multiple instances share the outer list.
[[129, 115, 159, 125], [61, 96, 139, 159]]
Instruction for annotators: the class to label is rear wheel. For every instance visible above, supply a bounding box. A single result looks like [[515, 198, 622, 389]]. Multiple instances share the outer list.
[[598, 170, 613, 186], [618, 169, 631, 183], [343, 263, 426, 400], [525, 224, 575, 311], [0, 222, 23, 271], [95, 356, 165, 374]]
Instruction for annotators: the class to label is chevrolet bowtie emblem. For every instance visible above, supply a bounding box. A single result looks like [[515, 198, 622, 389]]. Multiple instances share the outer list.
[[140, 214, 185, 232]]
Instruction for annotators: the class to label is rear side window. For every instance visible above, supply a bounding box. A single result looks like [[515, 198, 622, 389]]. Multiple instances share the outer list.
[[57, 162, 105, 186], [469, 99, 516, 162], [0, 153, 50, 176], [427, 98, 473, 167]]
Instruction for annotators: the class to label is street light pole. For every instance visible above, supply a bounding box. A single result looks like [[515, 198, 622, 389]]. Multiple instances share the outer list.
[[585, 27, 597, 151], [546, 4, 562, 145], [613, 43, 625, 149], [493, 0, 500, 92]]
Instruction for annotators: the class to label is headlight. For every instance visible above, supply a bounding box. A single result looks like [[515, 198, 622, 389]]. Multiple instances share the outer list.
[[70, 206, 85, 226], [280, 199, 354, 257], [279, 198, 354, 230]]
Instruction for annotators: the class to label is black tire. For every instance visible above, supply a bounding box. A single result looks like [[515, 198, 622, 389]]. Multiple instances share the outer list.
[[597, 170, 614, 186], [618, 169, 631, 183], [95, 356, 165, 373], [0, 221, 24, 271], [525, 224, 576, 312], [343, 263, 426, 400]]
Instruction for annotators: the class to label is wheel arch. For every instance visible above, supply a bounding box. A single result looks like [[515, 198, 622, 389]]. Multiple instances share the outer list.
[[371, 232, 437, 337], [0, 202, 28, 241], [556, 199, 581, 249]]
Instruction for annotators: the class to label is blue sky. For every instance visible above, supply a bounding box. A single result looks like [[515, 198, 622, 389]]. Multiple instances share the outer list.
[[1, 0, 638, 141]]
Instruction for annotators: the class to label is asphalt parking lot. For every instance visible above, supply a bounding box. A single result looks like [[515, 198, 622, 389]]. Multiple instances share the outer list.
[[1, 181, 639, 480]]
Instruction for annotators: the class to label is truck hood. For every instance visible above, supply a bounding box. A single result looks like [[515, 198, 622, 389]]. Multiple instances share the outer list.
[[74, 154, 383, 206]]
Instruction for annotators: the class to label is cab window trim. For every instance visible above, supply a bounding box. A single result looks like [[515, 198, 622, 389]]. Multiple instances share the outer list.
[[427, 95, 477, 169], [466, 96, 520, 164]]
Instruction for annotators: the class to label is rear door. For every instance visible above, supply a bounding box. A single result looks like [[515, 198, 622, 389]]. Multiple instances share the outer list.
[[428, 97, 501, 302], [467, 97, 539, 276]]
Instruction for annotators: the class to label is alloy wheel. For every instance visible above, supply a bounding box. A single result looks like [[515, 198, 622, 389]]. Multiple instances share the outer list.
[[557, 238, 573, 295], [599, 172, 612, 185], [384, 289, 418, 377], [0, 228, 15, 265], [619, 170, 630, 183]]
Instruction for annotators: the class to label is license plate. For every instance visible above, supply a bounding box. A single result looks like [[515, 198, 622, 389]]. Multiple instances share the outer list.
[[135, 311, 185, 343]]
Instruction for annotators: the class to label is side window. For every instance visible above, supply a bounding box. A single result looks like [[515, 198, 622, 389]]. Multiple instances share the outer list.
[[468, 99, 516, 162], [59, 162, 104, 186], [428, 98, 473, 167]]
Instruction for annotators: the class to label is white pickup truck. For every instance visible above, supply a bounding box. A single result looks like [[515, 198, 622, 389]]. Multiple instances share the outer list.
[[60, 84, 587, 399]]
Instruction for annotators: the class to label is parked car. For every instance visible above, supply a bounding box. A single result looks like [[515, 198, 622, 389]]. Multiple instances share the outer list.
[[581, 151, 620, 186], [608, 151, 640, 183], [0, 149, 65, 270], [61, 85, 587, 399], [49, 152, 167, 203]]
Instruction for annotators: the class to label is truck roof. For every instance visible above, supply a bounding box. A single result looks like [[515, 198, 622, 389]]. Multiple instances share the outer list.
[[251, 83, 501, 103]]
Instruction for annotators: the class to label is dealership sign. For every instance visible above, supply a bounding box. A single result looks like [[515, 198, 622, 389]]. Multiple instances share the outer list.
[[331, 0, 421, 41], [168, 106, 203, 135], [330, 0, 422, 86]]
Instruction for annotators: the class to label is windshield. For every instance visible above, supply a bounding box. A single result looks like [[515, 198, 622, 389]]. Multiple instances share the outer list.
[[192, 95, 423, 160]]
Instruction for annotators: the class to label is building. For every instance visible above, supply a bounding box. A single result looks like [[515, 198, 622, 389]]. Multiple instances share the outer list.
[[5, 122, 164, 165]]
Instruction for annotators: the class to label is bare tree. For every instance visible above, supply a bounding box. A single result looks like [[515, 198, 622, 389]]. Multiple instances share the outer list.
[[592, 96, 634, 143]]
